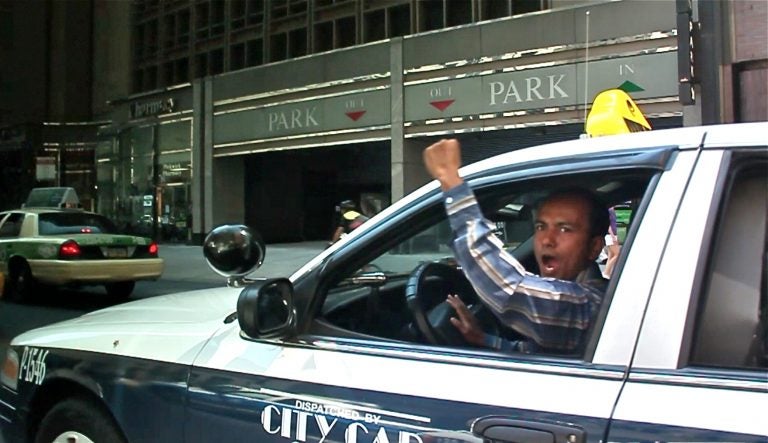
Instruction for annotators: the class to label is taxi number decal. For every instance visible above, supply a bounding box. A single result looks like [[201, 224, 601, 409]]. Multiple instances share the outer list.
[[19, 347, 49, 385]]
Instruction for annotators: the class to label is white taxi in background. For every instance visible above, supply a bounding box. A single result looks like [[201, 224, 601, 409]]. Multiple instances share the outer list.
[[0, 189, 163, 302]]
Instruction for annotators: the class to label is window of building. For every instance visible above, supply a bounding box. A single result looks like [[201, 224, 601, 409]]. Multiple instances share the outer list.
[[163, 61, 174, 85], [314, 21, 333, 52], [419, 0, 444, 31], [145, 0, 159, 13], [247, 0, 264, 25], [132, 69, 143, 93], [288, 28, 307, 58], [146, 19, 158, 56], [211, 0, 225, 36], [231, 0, 246, 29], [446, 0, 472, 26], [246, 39, 263, 66], [195, 53, 208, 77], [134, 23, 145, 60], [689, 156, 768, 370], [1, 4, 13, 49], [363, 9, 385, 43], [230, 43, 246, 71], [271, 0, 288, 19], [176, 57, 189, 82], [210, 48, 224, 75], [177, 9, 190, 46], [163, 14, 176, 49], [195, 2, 210, 39], [389, 4, 411, 37], [480, 0, 510, 20], [336, 16, 356, 48], [270, 32, 288, 62], [289, 0, 307, 15], [512, 0, 544, 15], [144, 65, 158, 90]]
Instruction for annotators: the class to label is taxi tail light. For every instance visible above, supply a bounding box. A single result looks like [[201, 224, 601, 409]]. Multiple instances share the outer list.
[[148, 242, 159, 256], [59, 240, 81, 259]]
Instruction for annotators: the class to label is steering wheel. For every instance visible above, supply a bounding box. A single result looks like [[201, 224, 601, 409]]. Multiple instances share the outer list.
[[405, 261, 499, 346]]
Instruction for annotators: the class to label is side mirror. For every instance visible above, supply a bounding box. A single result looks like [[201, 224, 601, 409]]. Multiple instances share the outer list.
[[203, 224, 265, 286], [237, 278, 295, 338]]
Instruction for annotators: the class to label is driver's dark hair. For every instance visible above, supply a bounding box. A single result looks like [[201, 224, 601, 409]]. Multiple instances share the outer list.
[[537, 187, 609, 239]]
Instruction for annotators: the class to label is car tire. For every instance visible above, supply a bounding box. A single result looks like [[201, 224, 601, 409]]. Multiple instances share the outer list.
[[5, 260, 36, 303], [35, 396, 127, 443], [105, 281, 135, 299]]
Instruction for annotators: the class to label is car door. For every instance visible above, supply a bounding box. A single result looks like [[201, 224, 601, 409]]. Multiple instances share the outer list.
[[186, 146, 699, 443], [0, 212, 25, 269], [607, 148, 768, 440]]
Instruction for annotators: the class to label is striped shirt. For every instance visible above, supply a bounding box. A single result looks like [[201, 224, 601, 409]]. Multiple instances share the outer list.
[[444, 182, 607, 353]]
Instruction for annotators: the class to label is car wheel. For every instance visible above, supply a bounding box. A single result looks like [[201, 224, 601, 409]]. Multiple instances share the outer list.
[[35, 396, 127, 443], [104, 281, 135, 299], [5, 260, 36, 303]]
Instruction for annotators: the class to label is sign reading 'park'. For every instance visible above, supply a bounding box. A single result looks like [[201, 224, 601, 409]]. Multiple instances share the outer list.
[[213, 51, 677, 146]]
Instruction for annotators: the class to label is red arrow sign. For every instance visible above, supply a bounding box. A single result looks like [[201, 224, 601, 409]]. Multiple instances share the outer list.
[[345, 110, 366, 121], [430, 99, 455, 111]]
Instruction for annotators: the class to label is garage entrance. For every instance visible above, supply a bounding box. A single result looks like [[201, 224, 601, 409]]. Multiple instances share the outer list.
[[244, 141, 390, 243]]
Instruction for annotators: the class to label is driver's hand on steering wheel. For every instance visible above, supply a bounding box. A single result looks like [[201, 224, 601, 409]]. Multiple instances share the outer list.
[[446, 294, 485, 347]]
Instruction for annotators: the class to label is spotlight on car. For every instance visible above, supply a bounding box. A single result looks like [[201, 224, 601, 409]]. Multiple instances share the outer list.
[[203, 224, 265, 286]]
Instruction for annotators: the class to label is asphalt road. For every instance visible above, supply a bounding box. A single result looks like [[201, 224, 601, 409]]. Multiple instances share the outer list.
[[0, 240, 326, 380]]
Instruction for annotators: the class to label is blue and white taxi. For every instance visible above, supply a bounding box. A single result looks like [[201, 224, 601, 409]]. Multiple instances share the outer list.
[[1, 122, 766, 443]]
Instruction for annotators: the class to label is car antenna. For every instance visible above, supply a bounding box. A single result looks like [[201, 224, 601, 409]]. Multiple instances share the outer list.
[[581, 10, 591, 139]]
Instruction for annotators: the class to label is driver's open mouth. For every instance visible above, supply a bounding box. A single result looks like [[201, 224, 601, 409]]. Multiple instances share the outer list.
[[541, 254, 558, 273]]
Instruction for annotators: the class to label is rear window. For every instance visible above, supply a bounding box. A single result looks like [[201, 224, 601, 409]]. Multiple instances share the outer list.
[[38, 212, 118, 235]]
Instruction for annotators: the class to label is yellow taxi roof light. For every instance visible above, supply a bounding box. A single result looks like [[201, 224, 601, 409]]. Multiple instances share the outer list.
[[586, 89, 652, 137]]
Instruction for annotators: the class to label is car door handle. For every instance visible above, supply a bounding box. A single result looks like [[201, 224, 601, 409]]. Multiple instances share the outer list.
[[471, 416, 586, 443]]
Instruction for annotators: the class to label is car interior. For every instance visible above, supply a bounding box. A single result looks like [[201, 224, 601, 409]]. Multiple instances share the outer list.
[[315, 168, 657, 358]]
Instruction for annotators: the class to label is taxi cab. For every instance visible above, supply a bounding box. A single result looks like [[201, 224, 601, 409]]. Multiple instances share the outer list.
[[1, 121, 766, 443], [0, 188, 163, 302]]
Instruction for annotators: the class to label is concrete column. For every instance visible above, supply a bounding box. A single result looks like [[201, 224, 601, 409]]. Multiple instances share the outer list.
[[191, 79, 203, 244], [390, 37, 406, 202], [191, 78, 215, 244], [390, 38, 431, 202], [203, 77, 214, 237], [212, 156, 245, 226]]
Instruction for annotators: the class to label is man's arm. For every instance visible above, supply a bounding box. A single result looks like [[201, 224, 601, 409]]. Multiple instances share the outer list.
[[424, 139, 601, 351]]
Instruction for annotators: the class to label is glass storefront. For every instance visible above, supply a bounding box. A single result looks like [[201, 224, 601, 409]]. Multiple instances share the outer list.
[[156, 120, 192, 243], [96, 119, 192, 243], [60, 146, 96, 211]]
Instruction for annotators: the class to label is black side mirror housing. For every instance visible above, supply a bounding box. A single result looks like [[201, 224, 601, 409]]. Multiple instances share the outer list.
[[237, 278, 295, 338], [203, 224, 265, 286]]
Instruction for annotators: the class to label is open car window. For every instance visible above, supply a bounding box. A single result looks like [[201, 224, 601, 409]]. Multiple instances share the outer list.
[[316, 167, 658, 359]]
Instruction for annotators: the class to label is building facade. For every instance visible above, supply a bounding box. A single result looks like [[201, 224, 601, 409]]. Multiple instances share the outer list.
[[3, 1, 765, 244], [0, 0, 131, 212], [101, 0, 691, 243]]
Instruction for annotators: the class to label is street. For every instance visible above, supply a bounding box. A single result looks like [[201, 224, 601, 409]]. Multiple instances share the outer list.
[[0, 241, 326, 370]]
